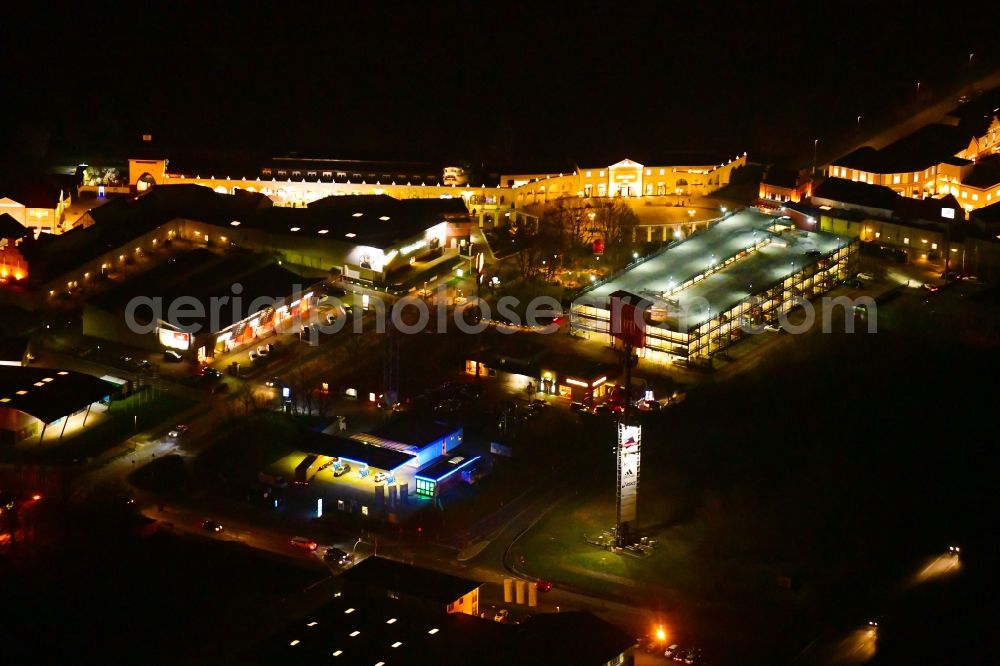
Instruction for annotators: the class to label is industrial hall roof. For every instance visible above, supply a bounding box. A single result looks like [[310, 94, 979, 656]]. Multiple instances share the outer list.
[[339, 556, 481, 604], [0, 366, 116, 424]]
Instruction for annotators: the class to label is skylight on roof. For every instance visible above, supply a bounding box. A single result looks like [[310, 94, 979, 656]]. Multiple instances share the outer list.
[[392, 642, 402, 648], [386, 618, 397, 624], [352, 212, 363, 217], [58, 371, 69, 376], [289, 640, 300, 647], [332, 650, 343, 656], [34, 382, 45, 387], [307, 621, 318, 627], [379, 216, 390, 221], [345, 232, 356, 238], [0, 398, 10, 403], [428, 628, 439, 635], [231, 221, 241, 227], [349, 631, 360, 637], [42, 377, 53, 383], [318, 230, 329, 234], [16, 390, 28, 396], [345, 608, 355, 614], [290, 227, 301, 232]]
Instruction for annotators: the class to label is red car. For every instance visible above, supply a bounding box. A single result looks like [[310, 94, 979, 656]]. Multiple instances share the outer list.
[[291, 536, 318, 551], [536, 580, 553, 592]]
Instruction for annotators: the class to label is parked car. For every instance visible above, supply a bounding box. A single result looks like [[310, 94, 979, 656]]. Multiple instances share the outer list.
[[163, 350, 183, 363], [494, 609, 509, 623], [290, 536, 318, 551], [536, 580, 553, 592], [324, 547, 351, 566], [373, 472, 388, 483], [333, 464, 351, 477], [201, 520, 223, 533], [683, 647, 702, 665], [570, 401, 586, 412], [168, 425, 190, 438], [922, 282, 940, 293], [201, 367, 223, 379], [664, 644, 682, 659], [249, 350, 259, 361], [257, 345, 269, 356], [265, 377, 283, 388]]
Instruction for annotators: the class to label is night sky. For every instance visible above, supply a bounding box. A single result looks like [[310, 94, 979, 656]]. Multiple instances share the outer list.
[[3, 2, 998, 169]]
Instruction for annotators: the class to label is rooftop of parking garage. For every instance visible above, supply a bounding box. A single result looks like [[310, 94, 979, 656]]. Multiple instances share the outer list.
[[576, 209, 777, 307], [575, 209, 850, 330], [666, 231, 848, 330]]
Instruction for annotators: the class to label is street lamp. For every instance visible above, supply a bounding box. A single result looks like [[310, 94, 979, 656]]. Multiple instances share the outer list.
[[813, 138, 819, 174]]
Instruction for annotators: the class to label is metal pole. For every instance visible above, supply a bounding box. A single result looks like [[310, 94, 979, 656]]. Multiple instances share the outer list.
[[615, 339, 634, 549]]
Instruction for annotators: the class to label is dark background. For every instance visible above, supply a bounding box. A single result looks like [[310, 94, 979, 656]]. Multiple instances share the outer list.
[[3, 2, 999, 168]]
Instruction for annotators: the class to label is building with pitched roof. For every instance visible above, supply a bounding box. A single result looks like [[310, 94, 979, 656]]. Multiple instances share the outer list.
[[0, 175, 73, 236], [827, 117, 1000, 211], [26, 185, 471, 303], [502, 153, 748, 207]]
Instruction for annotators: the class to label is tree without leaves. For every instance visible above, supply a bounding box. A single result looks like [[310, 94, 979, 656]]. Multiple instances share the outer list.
[[591, 198, 639, 245], [515, 210, 566, 281]]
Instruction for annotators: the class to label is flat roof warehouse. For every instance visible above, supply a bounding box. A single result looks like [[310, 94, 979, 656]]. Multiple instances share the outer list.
[[0, 367, 116, 424], [87, 249, 322, 332]]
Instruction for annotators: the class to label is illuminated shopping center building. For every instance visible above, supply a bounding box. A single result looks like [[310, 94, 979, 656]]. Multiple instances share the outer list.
[[571, 209, 858, 364], [123, 151, 748, 221]]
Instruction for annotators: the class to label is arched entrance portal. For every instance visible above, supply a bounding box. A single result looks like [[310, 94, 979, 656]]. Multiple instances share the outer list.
[[137, 173, 156, 192]]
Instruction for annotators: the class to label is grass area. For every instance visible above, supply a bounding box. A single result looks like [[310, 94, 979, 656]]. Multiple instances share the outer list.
[[510, 285, 1000, 662], [0, 391, 197, 465], [512, 489, 694, 602]]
